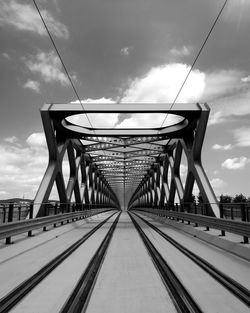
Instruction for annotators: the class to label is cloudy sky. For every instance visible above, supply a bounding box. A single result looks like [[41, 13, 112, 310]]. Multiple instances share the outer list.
[[0, 0, 250, 200]]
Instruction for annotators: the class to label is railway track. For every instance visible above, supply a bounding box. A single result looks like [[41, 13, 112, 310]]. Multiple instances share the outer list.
[[129, 212, 203, 313], [0, 211, 119, 313], [1, 211, 248, 312], [60, 212, 121, 313], [130, 212, 250, 309]]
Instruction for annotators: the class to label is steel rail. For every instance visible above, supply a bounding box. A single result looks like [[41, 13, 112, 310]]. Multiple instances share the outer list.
[[128, 212, 203, 313], [134, 208, 250, 238], [60, 212, 121, 313], [133, 212, 250, 307], [0, 211, 117, 313], [0, 208, 114, 241]]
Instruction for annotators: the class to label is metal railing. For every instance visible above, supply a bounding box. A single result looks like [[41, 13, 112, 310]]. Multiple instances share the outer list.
[[0, 203, 30, 223], [133, 202, 250, 222], [132, 203, 250, 244], [0, 201, 118, 244], [0, 202, 116, 223]]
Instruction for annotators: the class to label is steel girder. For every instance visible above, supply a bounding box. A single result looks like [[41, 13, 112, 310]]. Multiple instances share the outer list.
[[34, 103, 219, 217]]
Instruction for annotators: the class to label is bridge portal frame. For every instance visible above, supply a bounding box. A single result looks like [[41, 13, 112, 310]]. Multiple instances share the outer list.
[[33, 103, 219, 217]]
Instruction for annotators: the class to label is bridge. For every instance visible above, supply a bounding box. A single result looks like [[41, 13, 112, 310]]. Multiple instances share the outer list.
[[0, 103, 249, 313]]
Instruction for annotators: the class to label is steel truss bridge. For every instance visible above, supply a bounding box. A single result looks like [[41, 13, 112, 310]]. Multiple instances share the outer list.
[[33, 102, 219, 218], [1, 103, 250, 313]]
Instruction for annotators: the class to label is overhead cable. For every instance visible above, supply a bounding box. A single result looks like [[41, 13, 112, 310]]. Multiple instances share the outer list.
[[160, 0, 228, 128], [32, 0, 95, 130]]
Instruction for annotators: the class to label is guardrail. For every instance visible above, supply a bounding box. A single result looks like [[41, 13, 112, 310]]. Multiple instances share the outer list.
[[0, 202, 116, 224], [0, 208, 115, 244], [133, 208, 250, 244], [152, 202, 250, 222]]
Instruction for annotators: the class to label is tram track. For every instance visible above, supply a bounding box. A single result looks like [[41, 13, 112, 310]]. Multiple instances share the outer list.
[[131, 211, 250, 308], [0, 211, 118, 313], [60, 212, 121, 313], [1, 210, 248, 312], [129, 212, 203, 313]]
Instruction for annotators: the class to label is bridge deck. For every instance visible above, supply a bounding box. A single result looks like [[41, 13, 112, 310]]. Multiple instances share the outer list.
[[86, 213, 177, 313], [0, 211, 249, 312]]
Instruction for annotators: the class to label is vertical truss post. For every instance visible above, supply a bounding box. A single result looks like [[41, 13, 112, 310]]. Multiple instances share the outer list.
[[142, 180, 147, 207], [88, 163, 94, 206], [66, 141, 81, 205], [81, 156, 90, 207], [167, 141, 184, 204], [180, 106, 219, 217], [155, 163, 161, 208], [149, 174, 154, 208], [96, 173, 100, 205], [152, 167, 158, 207], [159, 157, 169, 209]]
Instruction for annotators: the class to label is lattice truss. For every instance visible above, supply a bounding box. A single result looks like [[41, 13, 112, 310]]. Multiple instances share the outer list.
[[33, 103, 219, 217]]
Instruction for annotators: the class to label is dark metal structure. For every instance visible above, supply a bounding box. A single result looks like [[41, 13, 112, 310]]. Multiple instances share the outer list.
[[33, 103, 219, 217]]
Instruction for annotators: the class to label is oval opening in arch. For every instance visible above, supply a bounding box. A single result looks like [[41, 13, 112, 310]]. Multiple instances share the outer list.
[[66, 113, 184, 129]]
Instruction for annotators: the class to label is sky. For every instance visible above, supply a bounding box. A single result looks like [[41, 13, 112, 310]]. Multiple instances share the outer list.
[[0, 0, 250, 201]]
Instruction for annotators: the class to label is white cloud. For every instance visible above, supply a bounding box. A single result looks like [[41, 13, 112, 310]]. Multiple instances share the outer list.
[[115, 113, 183, 128], [23, 80, 41, 93], [116, 63, 250, 127], [222, 156, 249, 170], [170, 46, 191, 57], [120, 46, 133, 56], [212, 144, 233, 151], [208, 111, 225, 125], [70, 63, 249, 129], [0, 136, 48, 199], [25, 51, 69, 86], [120, 64, 247, 112], [71, 98, 115, 104], [68, 112, 118, 128], [208, 88, 250, 124], [121, 63, 205, 103], [201, 69, 245, 102], [116, 63, 205, 127], [0, 132, 87, 200], [26, 133, 47, 148], [196, 68, 250, 125], [4, 136, 18, 144], [0, 0, 69, 39], [71, 63, 249, 129], [70, 63, 249, 130], [2, 52, 10, 60], [210, 178, 226, 189], [69, 97, 181, 129], [40, 7, 69, 39], [241, 75, 250, 83], [204, 71, 250, 122], [69, 98, 118, 128], [233, 127, 250, 147]]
